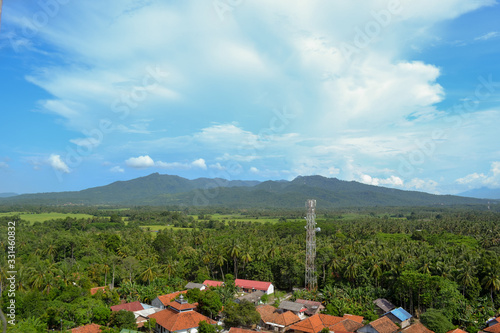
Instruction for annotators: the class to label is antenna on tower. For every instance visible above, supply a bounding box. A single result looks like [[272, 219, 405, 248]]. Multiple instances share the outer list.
[[305, 199, 318, 290]]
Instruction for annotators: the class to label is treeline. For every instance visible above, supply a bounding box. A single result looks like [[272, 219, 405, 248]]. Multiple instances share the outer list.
[[0, 208, 499, 332]]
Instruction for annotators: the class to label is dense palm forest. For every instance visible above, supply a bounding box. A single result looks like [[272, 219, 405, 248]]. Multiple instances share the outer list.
[[1, 206, 499, 332]]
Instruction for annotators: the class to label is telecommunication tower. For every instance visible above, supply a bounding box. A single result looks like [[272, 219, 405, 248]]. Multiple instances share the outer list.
[[305, 199, 319, 290]]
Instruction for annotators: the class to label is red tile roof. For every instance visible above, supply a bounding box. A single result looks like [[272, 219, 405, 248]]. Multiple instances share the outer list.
[[401, 322, 434, 333], [71, 323, 102, 333], [235, 279, 272, 291], [289, 314, 344, 333], [110, 301, 144, 312], [343, 314, 364, 324], [256, 305, 301, 327], [90, 286, 107, 295], [368, 316, 399, 333], [149, 308, 216, 331], [447, 329, 467, 333], [204, 280, 224, 287], [330, 319, 364, 332], [485, 323, 500, 333], [228, 328, 255, 333], [156, 290, 187, 306], [167, 300, 196, 311]]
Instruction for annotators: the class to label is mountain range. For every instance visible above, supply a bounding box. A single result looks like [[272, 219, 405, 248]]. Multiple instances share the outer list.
[[0, 173, 494, 208]]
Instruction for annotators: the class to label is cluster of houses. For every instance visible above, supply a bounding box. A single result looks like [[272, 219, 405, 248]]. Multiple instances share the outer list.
[[71, 280, 499, 333]]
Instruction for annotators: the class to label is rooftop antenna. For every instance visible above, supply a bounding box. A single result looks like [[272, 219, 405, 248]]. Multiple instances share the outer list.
[[305, 199, 319, 290]]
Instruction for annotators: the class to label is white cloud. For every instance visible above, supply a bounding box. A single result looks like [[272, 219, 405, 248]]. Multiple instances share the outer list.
[[406, 178, 439, 192], [191, 158, 207, 169], [359, 174, 404, 187], [475, 31, 499, 41], [456, 161, 500, 188], [0, 162, 9, 169], [110, 166, 124, 173], [48, 154, 70, 173], [70, 137, 101, 148], [125, 155, 155, 168], [250, 166, 259, 174], [209, 163, 226, 171]]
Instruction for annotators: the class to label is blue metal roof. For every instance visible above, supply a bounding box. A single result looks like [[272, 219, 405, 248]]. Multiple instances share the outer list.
[[390, 307, 412, 321]]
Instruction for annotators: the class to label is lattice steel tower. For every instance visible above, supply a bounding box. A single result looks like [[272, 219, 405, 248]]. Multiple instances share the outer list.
[[305, 199, 318, 290]]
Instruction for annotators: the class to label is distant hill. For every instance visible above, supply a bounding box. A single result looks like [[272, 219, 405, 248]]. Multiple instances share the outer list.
[[0, 173, 492, 208], [459, 187, 500, 199], [0, 193, 18, 198]]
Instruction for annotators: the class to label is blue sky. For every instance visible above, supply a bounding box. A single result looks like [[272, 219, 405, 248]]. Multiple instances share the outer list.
[[1, 0, 500, 195]]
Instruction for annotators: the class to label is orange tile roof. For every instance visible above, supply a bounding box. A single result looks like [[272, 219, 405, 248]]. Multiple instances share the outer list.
[[149, 308, 216, 331], [343, 314, 364, 324], [368, 316, 399, 333], [229, 328, 256, 333], [204, 280, 224, 287], [447, 329, 467, 333], [256, 305, 301, 327], [156, 290, 187, 306], [71, 323, 102, 333], [110, 301, 144, 312], [90, 286, 107, 295], [485, 323, 500, 333], [401, 322, 434, 333], [330, 319, 364, 332], [289, 314, 344, 333]]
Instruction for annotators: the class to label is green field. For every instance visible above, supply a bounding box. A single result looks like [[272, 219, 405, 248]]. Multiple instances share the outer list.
[[0, 212, 95, 224]]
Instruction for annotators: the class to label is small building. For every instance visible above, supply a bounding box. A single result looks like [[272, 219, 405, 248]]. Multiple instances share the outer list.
[[401, 322, 435, 333], [256, 304, 301, 332], [373, 298, 396, 316], [295, 299, 325, 316], [487, 318, 500, 327], [133, 306, 162, 328], [203, 280, 224, 288], [278, 301, 306, 316], [235, 279, 274, 295], [71, 323, 102, 333], [484, 323, 500, 333], [357, 316, 399, 333], [383, 307, 412, 328], [110, 301, 144, 312], [289, 313, 360, 333], [185, 282, 206, 290], [235, 290, 265, 305], [151, 290, 188, 310], [90, 286, 108, 296], [228, 328, 256, 333], [149, 294, 216, 333]]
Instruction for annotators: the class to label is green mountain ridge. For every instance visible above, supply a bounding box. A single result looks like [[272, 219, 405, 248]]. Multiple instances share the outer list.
[[0, 173, 493, 208]]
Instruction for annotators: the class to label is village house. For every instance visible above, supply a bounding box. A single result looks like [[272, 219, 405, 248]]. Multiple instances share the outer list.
[[110, 300, 144, 312], [373, 298, 396, 316], [294, 299, 325, 316], [278, 300, 306, 317], [256, 304, 301, 332], [235, 290, 265, 305], [400, 322, 435, 333], [235, 279, 274, 294], [382, 307, 412, 328], [483, 323, 500, 333], [90, 286, 108, 296], [289, 313, 363, 333], [151, 290, 188, 309], [185, 282, 206, 290], [203, 280, 224, 288], [71, 323, 102, 333], [148, 294, 216, 333], [357, 315, 399, 333]]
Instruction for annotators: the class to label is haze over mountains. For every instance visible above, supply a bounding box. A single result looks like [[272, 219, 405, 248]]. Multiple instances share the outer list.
[[0, 173, 494, 208]]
